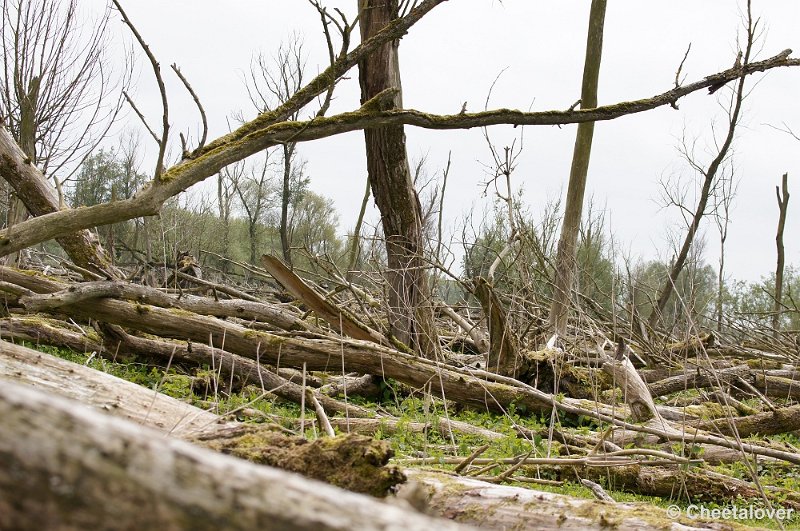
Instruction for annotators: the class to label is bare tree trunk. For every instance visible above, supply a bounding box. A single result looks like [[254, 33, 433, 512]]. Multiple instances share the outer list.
[[357, 0, 438, 357], [249, 222, 258, 265], [548, 0, 607, 336], [7, 76, 39, 266], [716, 239, 726, 332], [773, 172, 790, 337], [648, 16, 754, 328], [347, 177, 371, 282], [280, 143, 295, 266], [216, 172, 232, 273]]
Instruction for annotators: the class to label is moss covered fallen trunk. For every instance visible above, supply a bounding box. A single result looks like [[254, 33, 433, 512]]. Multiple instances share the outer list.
[[194, 425, 404, 496]]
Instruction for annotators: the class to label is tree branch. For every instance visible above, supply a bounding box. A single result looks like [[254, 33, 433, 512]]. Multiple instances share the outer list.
[[0, 49, 795, 258]]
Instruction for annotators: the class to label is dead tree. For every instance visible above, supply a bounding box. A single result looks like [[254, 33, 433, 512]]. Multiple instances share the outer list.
[[549, 0, 607, 336], [713, 169, 737, 332], [647, 4, 756, 329], [773, 172, 790, 337], [0, 127, 120, 278], [0, 0, 124, 270], [357, 0, 439, 357], [0, 3, 795, 265], [246, 36, 306, 267], [0, 0, 124, 193]]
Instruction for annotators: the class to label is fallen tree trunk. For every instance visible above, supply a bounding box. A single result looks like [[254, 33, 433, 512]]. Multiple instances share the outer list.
[[0, 316, 370, 418], [2, 342, 752, 530], [4, 268, 800, 468], [404, 470, 736, 531], [0, 126, 120, 280], [261, 254, 388, 344], [0, 339, 401, 495], [0, 378, 465, 531], [648, 365, 751, 397], [693, 403, 800, 437]]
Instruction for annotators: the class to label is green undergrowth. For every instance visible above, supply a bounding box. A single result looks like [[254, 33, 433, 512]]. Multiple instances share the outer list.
[[23, 341, 800, 529]]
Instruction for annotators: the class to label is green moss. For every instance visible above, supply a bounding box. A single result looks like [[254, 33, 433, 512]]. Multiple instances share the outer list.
[[683, 401, 730, 419]]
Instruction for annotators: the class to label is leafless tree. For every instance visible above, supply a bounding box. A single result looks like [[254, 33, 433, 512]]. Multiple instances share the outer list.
[[0, 1, 796, 352], [246, 34, 306, 267], [773, 172, 790, 337], [227, 152, 276, 265], [647, 2, 758, 328], [549, 0, 607, 337], [712, 164, 738, 332], [0, 0, 125, 213]]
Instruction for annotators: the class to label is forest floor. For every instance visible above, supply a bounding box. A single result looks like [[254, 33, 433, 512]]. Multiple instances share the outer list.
[[27, 340, 800, 530], [2, 258, 800, 530]]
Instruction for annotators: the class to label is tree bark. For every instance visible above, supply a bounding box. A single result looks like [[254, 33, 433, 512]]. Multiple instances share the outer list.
[[0, 49, 795, 258], [404, 470, 736, 531], [473, 277, 518, 377], [548, 0, 607, 335], [773, 172, 790, 337], [0, 378, 466, 531], [6, 76, 39, 266], [357, 0, 439, 358], [0, 126, 120, 279], [280, 143, 295, 266]]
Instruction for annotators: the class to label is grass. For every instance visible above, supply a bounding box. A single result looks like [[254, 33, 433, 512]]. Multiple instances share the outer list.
[[21, 340, 800, 530]]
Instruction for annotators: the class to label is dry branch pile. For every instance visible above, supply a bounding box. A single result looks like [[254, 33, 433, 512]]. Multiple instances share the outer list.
[[1, 253, 799, 529]]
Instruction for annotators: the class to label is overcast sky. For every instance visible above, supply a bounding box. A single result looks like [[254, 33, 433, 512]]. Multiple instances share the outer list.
[[94, 1, 800, 282]]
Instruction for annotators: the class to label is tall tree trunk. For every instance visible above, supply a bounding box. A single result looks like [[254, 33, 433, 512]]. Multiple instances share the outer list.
[[357, 0, 438, 357], [249, 222, 258, 265], [716, 236, 726, 332], [773, 173, 790, 338], [548, 0, 607, 336], [280, 143, 295, 266], [7, 76, 40, 266]]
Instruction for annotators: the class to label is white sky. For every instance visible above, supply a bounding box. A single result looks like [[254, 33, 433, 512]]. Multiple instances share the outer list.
[[93, 1, 800, 282]]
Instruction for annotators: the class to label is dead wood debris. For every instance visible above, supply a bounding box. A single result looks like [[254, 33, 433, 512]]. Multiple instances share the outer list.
[[2, 258, 800, 528]]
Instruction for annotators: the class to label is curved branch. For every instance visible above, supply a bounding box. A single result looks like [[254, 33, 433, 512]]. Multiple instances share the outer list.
[[112, 0, 169, 177], [0, 49, 796, 257]]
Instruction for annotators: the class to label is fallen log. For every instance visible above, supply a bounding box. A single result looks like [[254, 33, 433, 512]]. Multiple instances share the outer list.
[[0, 379, 465, 531], [0, 316, 370, 418], [693, 403, 800, 437], [754, 373, 800, 400], [648, 365, 751, 397], [0, 342, 750, 530], [0, 340, 402, 495], [261, 255, 389, 345], [4, 268, 799, 468], [404, 470, 738, 530], [18, 277, 314, 332]]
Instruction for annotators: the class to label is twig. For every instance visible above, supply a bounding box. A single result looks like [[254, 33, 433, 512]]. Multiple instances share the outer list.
[[454, 443, 490, 474], [581, 478, 615, 503], [670, 43, 692, 109], [170, 63, 208, 149], [306, 388, 335, 437], [112, 0, 169, 177], [122, 91, 159, 144]]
